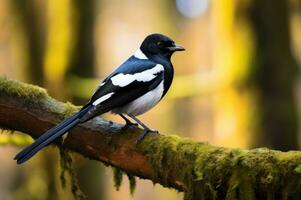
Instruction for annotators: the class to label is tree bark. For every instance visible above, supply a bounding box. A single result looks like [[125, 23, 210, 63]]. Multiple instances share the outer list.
[[1, 77, 301, 199]]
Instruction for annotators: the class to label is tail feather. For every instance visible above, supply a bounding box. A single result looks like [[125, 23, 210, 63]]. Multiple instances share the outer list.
[[14, 112, 80, 160], [16, 119, 80, 164], [15, 105, 92, 164]]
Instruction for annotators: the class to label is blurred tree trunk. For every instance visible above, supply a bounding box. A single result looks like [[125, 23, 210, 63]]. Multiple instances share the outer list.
[[67, 0, 96, 85], [67, 1, 105, 199], [11, 0, 46, 85], [248, 0, 299, 150]]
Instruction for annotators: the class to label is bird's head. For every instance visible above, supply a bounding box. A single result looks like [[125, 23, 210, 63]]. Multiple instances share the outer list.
[[139, 33, 185, 60]]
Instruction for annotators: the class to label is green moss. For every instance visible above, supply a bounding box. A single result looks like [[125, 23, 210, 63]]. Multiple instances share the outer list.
[[0, 77, 80, 121], [127, 173, 136, 195], [295, 165, 301, 174], [139, 135, 301, 200], [112, 167, 123, 191], [59, 147, 86, 200], [112, 167, 137, 195], [0, 76, 48, 103]]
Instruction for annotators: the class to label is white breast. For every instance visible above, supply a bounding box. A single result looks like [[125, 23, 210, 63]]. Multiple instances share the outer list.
[[112, 81, 164, 116]]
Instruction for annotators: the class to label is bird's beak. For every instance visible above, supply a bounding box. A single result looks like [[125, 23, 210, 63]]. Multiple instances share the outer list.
[[168, 43, 185, 51]]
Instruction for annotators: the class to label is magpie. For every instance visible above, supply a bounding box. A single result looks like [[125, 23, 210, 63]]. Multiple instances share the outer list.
[[14, 33, 185, 164]]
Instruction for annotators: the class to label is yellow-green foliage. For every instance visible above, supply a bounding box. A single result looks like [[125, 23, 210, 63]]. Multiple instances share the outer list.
[[140, 135, 301, 200], [0, 131, 33, 146]]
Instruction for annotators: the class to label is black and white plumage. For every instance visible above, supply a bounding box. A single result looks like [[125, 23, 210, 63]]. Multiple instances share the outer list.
[[14, 33, 185, 164]]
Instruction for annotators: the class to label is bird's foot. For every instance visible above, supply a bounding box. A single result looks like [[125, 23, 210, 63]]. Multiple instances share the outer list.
[[119, 114, 138, 129], [135, 128, 158, 144], [122, 121, 138, 130]]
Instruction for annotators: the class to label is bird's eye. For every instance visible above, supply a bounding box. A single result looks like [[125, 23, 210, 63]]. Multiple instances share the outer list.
[[157, 41, 164, 48]]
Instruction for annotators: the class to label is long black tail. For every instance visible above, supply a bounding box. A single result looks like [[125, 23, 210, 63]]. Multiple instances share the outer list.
[[14, 105, 92, 164]]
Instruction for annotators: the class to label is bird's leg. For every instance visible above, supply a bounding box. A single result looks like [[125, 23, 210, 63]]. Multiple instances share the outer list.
[[119, 114, 138, 127], [127, 114, 158, 143]]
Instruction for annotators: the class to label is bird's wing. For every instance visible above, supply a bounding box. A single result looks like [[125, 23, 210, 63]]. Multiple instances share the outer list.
[[80, 58, 164, 122]]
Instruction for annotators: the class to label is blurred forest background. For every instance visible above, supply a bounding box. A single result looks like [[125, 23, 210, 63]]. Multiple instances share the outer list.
[[1, 0, 301, 199]]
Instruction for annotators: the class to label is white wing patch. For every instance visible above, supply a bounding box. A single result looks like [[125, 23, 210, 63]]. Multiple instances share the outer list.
[[134, 48, 148, 59], [110, 64, 164, 87], [92, 92, 114, 106]]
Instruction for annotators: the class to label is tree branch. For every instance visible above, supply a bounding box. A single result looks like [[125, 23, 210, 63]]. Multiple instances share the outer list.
[[1, 77, 301, 199]]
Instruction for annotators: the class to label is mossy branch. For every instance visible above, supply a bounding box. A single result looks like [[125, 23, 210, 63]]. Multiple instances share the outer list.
[[1, 77, 301, 199]]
